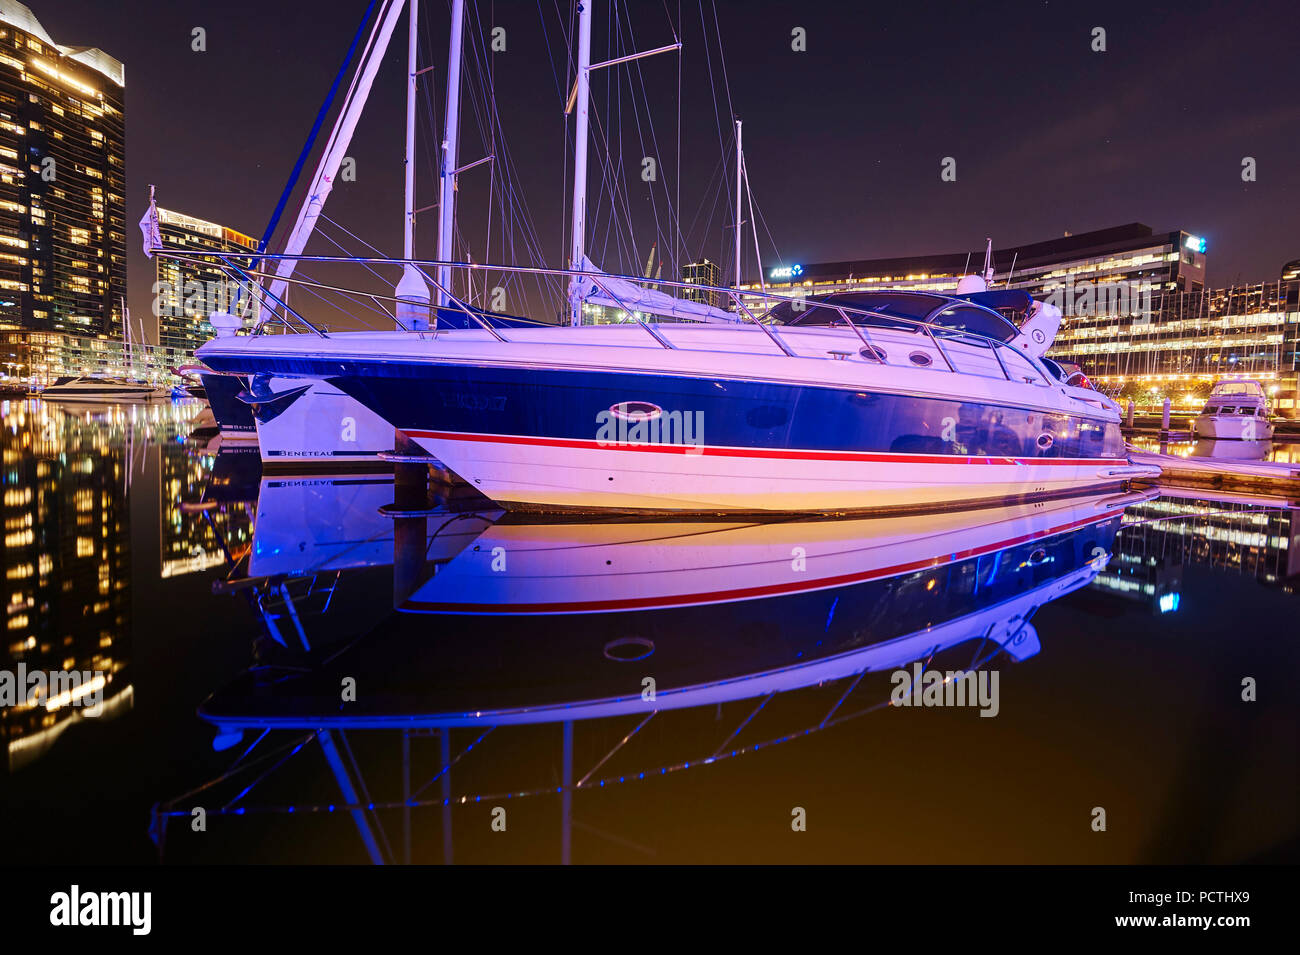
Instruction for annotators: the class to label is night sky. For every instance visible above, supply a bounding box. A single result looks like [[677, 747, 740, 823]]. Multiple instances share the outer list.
[[40, 0, 1300, 336]]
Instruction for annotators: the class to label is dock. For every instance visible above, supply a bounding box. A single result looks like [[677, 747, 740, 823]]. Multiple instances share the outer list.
[[1131, 450, 1300, 501]]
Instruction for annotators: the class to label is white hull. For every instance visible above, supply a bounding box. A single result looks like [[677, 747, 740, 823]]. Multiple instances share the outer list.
[[407, 429, 1149, 514], [409, 489, 1149, 614], [1192, 416, 1274, 440], [254, 379, 396, 466], [34, 388, 169, 403]]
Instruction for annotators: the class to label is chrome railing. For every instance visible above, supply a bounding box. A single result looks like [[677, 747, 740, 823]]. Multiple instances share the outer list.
[[161, 250, 1061, 387]]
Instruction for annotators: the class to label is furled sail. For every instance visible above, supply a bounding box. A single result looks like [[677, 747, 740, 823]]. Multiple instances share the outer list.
[[567, 256, 742, 324]]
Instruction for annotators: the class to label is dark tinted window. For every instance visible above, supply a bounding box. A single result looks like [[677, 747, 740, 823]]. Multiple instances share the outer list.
[[1040, 358, 1065, 380], [927, 306, 1018, 343], [769, 291, 951, 329]]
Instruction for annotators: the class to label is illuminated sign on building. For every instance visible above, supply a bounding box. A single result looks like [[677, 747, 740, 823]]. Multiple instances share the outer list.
[[770, 264, 803, 280], [1185, 235, 1207, 254]]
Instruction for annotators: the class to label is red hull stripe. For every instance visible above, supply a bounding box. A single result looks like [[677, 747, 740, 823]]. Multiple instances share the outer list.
[[404, 510, 1118, 613], [404, 429, 1129, 468]]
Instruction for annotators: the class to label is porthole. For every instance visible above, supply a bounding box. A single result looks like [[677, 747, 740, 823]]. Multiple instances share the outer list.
[[603, 636, 655, 662], [1028, 548, 1048, 565], [609, 401, 662, 421], [859, 345, 887, 362], [908, 351, 933, 367], [1036, 432, 1054, 450]]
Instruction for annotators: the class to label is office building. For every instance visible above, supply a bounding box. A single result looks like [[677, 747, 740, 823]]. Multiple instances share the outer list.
[[744, 223, 1298, 413], [748, 223, 1206, 302], [681, 258, 722, 308]]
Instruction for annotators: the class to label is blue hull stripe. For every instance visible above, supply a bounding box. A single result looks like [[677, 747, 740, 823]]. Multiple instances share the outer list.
[[202, 357, 1123, 460]]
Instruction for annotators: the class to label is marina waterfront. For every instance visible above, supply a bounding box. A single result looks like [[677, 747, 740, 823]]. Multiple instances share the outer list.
[[3, 0, 1299, 931], [2, 399, 1295, 865]]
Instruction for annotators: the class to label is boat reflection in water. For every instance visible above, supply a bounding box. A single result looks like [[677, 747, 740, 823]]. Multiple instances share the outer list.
[[246, 472, 497, 581], [163, 485, 1155, 862], [188, 451, 499, 654], [1191, 438, 1273, 461]]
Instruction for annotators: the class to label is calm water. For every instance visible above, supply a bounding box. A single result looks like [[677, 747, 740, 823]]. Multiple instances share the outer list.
[[2, 398, 1296, 865]]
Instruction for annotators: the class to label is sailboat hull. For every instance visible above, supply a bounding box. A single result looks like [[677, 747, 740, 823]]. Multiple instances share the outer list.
[[197, 371, 257, 440], [249, 378, 395, 466]]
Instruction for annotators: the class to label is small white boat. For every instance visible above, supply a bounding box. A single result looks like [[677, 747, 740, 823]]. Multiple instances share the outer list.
[[30, 375, 170, 403], [1193, 379, 1274, 440]]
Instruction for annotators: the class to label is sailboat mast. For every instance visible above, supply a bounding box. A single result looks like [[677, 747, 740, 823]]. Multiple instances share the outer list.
[[265, 0, 408, 315], [734, 119, 742, 289], [403, 0, 419, 261], [397, 0, 433, 328], [120, 295, 131, 377], [436, 0, 465, 306], [568, 0, 593, 325]]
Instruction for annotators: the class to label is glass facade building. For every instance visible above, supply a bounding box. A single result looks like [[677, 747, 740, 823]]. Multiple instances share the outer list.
[[681, 258, 722, 308], [744, 223, 1298, 413], [0, 1, 126, 384], [1055, 279, 1300, 412], [747, 224, 1205, 301], [154, 207, 259, 364]]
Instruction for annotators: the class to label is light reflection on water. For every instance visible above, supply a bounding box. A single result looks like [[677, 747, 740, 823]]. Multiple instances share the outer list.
[[2, 406, 1297, 864]]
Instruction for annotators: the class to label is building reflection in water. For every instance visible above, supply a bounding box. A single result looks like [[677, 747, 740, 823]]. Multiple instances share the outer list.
[[1, 400, 135, 770], [157, 483, 1152, 863], [159, 443, 257, 579], [1091, 489, 1299, 612], [2, 397, 206, 770]]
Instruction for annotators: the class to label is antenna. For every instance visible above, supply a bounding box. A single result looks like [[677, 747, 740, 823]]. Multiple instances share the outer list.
[[1005, 252, 1018, 288], [981, 237, 993, 285]]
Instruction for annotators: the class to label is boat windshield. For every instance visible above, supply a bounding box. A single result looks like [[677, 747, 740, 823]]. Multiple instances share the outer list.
[[924, 304, 1019, 343], [768, 292, 1019, 343], [1209, 381, 1265, 398]]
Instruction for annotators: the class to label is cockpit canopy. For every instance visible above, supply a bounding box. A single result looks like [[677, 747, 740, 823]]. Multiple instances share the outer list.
[[1208, 379, 1266, 399], [765, 290, 1022, 344]]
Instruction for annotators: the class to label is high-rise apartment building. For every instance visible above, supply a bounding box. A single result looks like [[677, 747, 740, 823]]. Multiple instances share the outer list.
[[154, 207, 259, 362], [0, 1, 125, 382]]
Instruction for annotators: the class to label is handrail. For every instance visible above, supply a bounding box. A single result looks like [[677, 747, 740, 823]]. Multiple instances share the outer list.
[[585, 273, 674, 350], [732, 296, 797, 358], [164, 250, 1058, 382], [411, 262, 510, 343]]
